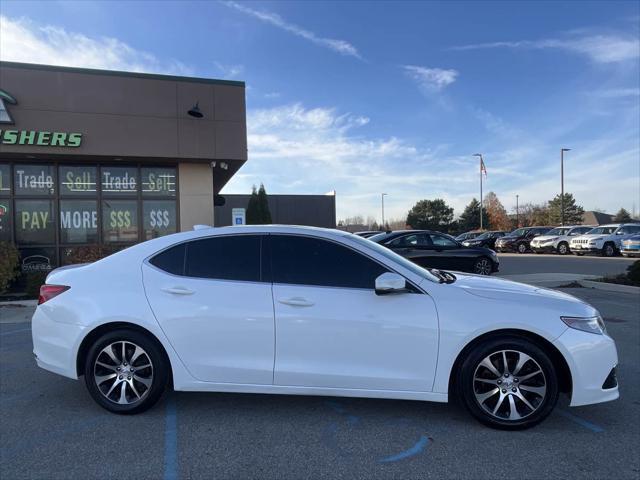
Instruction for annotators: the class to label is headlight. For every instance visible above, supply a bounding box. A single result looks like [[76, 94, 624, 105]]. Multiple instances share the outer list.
[[545, 237, 558, 242], [561, 315, 606, 335]]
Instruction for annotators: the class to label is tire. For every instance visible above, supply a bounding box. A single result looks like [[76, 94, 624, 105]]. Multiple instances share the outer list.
[[473, 256, 493, 276], [517, 243, 527, 254], [84, 328, 169, 414], [557, 242, 569, 255], [602, 243, 615, 257], [457, 336, 559, 430]]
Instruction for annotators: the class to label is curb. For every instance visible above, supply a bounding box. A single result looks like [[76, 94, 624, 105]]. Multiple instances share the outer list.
[[577, 280, 640, 295]]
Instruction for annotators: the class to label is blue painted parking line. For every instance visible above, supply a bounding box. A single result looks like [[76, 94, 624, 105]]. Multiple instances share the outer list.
[[164, 395, 179, 480], [556, 409, 604, 433], [379, 435, 432, 463]]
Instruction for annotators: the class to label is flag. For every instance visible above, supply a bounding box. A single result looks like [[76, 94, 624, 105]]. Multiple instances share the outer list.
[[480, 158, 487, 177]]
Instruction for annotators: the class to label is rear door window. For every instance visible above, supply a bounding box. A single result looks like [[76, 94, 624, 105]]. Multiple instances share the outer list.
[[185, 235, 261, 281]]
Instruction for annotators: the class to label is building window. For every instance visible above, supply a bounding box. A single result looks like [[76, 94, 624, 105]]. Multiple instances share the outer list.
[[102, 199, 139, 243], [101, 166, 138, 195], [14, 199, 56, 244], [59, 166, 97, 196], [2, 163, 178, 268], [143, 200, 177, 239], [14, 165, 56, 196], [59, 200, 98, 244]]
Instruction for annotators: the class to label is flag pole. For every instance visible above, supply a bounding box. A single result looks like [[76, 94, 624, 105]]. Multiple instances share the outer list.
[[473, 153, 484, 230]]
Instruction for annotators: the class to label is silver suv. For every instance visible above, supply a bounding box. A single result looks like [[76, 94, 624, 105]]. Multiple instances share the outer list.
[[530, 225, 594, 255], [570, 223, 640, 257]]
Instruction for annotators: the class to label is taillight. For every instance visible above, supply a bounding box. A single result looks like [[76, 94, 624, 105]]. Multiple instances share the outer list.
[[38, 285, 70, 305]]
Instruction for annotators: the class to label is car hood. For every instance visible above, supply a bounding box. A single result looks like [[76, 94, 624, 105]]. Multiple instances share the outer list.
[[531, 235, 557, 242], [572, 234, 609, 240], [452, 273, 593, 313]]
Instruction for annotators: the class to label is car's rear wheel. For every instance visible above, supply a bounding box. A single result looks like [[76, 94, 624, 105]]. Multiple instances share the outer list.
[[458, 336, 559, 430], [602, 243, 615, 257], [473, 257, 493, 276], [517, 243, 527, 254], [84, 329, 169, 414], [557, 242, 569, 255]]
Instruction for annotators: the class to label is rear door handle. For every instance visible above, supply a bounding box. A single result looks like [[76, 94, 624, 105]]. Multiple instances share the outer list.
[[161, 287, 194, 295], [278, 297, 314, 307]]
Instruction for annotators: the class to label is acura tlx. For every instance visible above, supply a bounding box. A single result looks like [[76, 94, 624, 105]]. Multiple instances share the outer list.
[[32, 225, 619, 429]]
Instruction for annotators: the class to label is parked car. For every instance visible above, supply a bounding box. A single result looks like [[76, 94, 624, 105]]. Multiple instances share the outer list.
[[621, 234, 640, 258], [570, 223, 640, 257], [370, 230, 499, 275], [455, 231, 482, 242], [461, 231, 508, 250], [32, 225, 618, 429], [495, 227, 553, 254], [354, 230, 382, 238], [529, 225, 594, 255]]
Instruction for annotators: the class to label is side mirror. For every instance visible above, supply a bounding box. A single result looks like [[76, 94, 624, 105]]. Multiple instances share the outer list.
[[375, 272, 407, 295]]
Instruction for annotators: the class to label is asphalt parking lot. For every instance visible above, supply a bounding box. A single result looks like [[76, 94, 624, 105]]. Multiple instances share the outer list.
[[497, 253, 635, 277], [1, 286, 638, 480]]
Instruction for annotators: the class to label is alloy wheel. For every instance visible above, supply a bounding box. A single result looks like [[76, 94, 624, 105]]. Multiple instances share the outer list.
[[474, 258, 492, 275], [472, 350, 547, 421], [604, 245, 614, 257], [93, 341, 154, 405], [517, 243, 527, 254], [558, 243, 568, 255]]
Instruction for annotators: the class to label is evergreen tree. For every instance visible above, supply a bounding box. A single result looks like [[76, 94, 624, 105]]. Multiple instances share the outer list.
[[406, 198, 454, 232], [246, 185, 260, 224], [548, 193, 584, 225], [256, 183, 272, 224], [457, 198, 489, 232], [613, 208, 632, 222]]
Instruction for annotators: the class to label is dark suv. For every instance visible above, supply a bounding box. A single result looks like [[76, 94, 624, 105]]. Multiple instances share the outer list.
[[494, 226, 553, 254]]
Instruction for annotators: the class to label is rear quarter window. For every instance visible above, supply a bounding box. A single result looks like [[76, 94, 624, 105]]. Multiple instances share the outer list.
[[149, 243, 186, 275]]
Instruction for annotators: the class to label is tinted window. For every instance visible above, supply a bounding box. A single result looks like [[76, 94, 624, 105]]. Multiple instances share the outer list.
[[185, 235, 261, 282], [390, 233, 431, 247], [620, 225, 640, 234], [271, 235, 389, 289], [150, 243, 186, 275], [429, 234, 457, 247]]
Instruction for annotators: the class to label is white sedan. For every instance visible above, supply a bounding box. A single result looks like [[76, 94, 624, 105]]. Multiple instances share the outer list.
[[32, 225, 619, 429]]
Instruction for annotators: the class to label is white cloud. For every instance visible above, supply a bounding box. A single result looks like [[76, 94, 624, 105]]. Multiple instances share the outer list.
[[213, 61, 244, 79], [0, 15, 192, 75], [452, 33, 640, 64], [403, 65, 458, 92], [222, 1, 362, 59]]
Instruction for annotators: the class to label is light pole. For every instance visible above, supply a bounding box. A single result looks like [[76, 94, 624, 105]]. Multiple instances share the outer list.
[[516, 194, 519, 227], [381, 193, 387, 230], [472, 154, 484, 229], [560, 148, 571, 226]]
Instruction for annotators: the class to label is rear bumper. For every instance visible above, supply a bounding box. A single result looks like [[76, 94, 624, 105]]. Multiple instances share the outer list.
[[553, 328, 619, 407], [32, 307, 85, 380]]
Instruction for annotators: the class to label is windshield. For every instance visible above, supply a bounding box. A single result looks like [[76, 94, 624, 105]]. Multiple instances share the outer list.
[[507, 228, 527, 237], [546, 227, 569, 236], [348, 234, 441, 283], [474, 232, 492, 240], [586, 226, 617, 235]]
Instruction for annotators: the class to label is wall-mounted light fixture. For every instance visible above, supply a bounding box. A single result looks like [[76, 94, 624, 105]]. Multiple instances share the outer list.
[[188, 102, 203, 118]]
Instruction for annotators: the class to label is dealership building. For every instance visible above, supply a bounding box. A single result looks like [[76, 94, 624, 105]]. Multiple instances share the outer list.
[[0, 61, 247, 272]]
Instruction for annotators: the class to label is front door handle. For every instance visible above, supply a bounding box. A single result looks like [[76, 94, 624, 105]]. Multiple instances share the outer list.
[[278, 297, 314, 307], [162, 286, 195, 295]]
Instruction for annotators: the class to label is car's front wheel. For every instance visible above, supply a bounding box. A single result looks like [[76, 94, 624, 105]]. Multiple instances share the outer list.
[[602, 243, 616, 257], [517, 243, 527, 254], [84, 329, 169, 414], [557, 242, 569, 255], [458, 336, 559, 430], [473, 257, 493, 275]]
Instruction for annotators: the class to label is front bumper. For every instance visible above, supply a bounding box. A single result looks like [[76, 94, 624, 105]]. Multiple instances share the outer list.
[[530, 244, 556, 253], [621, 246, 640, 257], [32, 306, 86, 380], [553, 328, 619, 407], [495, 243, 516, 252], [570, 244, 601, 254]]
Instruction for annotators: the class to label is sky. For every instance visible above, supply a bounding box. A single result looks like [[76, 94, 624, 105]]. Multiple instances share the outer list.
[[0, 0, 638, 223]]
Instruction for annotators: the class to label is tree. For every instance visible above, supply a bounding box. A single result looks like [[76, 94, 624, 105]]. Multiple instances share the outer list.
[[406, 198, 454, 232], [246, 185, 260, 224], [548, 193, 584, 225], [457, 198, 489, 233], [515, 202, 549, 227], [484, 192, 511, 230], [256, 183, 272, 224], [613, 208, 632, 222]]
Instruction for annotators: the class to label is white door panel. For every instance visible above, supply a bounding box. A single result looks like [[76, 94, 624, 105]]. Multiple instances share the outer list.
[[143, 264, 274, 384], [273, 284, 439, 391]]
